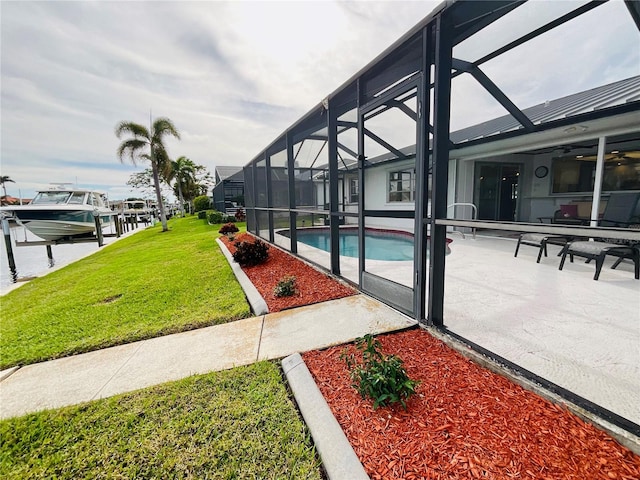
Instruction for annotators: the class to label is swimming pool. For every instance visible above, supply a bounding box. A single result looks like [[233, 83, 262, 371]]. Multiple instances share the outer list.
[[281, 228, 416, 261]]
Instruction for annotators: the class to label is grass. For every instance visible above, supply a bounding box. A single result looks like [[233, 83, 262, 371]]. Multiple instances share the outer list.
[[0, 361, 323, 479], [0, 216, 251, 369]]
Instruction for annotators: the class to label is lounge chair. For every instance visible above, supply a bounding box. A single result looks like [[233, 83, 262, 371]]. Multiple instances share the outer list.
[[558, 192, 640, 280], [514, 233, 570, 263], [558, 241, 639, 280], [597, 191, 640, 228]]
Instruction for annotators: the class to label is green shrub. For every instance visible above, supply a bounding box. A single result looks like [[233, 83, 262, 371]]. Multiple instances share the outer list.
[[194, 195, 212, 212], [273, 276, 297, 297], [232, 239, 269, 266], [224, 215, 237, 223], [208, 211, 224, 224], [219, 222, 239, 235], [341, 334, 419, 410], [197, 211, 207, 220]]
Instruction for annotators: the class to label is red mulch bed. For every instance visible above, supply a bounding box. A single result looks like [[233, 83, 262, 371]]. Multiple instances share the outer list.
[[303, 329, 640, 480], [220, 231, 639, 478], [219, 232, 356, 312]]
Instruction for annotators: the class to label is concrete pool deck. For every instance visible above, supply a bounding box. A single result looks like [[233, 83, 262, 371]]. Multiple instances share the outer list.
[[274, 230, 640, 427], [443, 235, 639, 427]]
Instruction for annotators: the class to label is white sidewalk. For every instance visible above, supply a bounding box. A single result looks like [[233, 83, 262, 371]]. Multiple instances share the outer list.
[[0, 294, 415, 419]]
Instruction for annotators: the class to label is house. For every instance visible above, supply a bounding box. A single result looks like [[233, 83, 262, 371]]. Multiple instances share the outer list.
[[212, 166, 244, 214], [1, 195, 29, 206], [262, 76, 639, 232], [240, 0, 640, 433]]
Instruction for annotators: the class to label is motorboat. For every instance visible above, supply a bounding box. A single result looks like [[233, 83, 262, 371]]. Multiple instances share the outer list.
[[122, 199, 153, 222], [2, 186, 113, 241]]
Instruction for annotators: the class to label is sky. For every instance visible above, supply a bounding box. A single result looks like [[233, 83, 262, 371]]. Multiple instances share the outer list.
[[1, 0, 442, 201], [1, 1, 638, 202]]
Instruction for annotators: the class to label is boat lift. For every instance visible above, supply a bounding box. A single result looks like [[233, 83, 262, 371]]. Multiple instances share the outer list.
[[1, 213, 135, 283]]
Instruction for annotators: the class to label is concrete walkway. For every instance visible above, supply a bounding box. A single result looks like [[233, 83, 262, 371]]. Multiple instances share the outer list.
[[0, 294, 415, 420]]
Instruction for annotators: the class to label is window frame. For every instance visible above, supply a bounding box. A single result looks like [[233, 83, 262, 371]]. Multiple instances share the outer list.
[[349, 178, 359, 204], [388, 169, 415, 203]]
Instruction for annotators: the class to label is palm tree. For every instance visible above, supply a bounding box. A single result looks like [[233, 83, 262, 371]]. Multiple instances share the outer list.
[[165, 156, 196, 217], [115, 117, 180, 232], [0, 176, 15, 205]]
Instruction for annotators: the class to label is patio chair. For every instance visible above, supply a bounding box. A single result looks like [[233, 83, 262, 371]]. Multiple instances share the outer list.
[[558, 241, 639, 280], [557, 192, 640, 280], [597, 191, 640, 228], [514, 233, 570, 263]]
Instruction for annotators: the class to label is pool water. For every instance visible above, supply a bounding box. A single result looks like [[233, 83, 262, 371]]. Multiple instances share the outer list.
[[294, 228, 415, 261]]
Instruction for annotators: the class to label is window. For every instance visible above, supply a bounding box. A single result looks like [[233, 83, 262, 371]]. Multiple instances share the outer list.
[[31, 191, 71, 205], [349, 178, 359, 203], [552, 156, 640, 193], [68, 192, 86, 204], [388, 170, 415, 202]]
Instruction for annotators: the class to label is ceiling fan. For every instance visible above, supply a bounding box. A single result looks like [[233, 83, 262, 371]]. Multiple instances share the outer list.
[[535, 144, 594, 155], [577, 150, 640, 162]]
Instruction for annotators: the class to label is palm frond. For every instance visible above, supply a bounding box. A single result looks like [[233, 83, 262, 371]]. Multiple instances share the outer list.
[[152, 117, 181, 143], [117, 139, 149, 164], [166, 156, 197, 186], [115, 121, 150, 140]]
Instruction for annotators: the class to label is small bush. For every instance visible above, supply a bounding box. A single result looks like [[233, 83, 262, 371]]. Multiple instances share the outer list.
[[219, 222, 239, 235], [194, 195, 212, 212], [232, 239, 269, 266], [224, 215, 237, 223], [341, 334, 419, 410], [208, 211, 224, 224], [197, 211, 207, 220], [273, 276, 297, 297], [235, 208, 246, 222]]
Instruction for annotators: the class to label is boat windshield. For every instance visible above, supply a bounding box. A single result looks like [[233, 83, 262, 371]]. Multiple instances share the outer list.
[[31, 191, 72, 205], [68, 192, 86, 204], [127, 202, 145, 209]]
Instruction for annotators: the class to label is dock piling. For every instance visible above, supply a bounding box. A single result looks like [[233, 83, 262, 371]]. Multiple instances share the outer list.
[[94, 215, 104, 247], [2, 217, 18, 282], [46, 244, 54, 267]]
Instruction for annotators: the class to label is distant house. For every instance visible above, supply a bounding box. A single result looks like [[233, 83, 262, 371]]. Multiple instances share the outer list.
[[1, 195, 29, 206], [212, 166, 244, 214]]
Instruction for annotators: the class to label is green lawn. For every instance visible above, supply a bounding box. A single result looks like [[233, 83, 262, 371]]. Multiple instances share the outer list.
[[0, 216, 251, 369], [0, 361, 323, 479]]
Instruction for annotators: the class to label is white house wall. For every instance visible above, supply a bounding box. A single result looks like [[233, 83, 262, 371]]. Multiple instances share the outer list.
[[364, 159, 415, 231]]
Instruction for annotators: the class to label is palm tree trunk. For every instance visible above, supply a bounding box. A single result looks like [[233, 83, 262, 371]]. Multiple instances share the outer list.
[[151, 156, 169, 231], [177, 181, 185, 217]]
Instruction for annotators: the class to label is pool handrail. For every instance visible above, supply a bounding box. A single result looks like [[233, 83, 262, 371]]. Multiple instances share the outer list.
[[447, 203, 477, 239]]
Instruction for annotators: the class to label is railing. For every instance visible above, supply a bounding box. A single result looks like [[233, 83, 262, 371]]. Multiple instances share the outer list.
[[435, 219, 640, 241], [447, 203, 478, 239]]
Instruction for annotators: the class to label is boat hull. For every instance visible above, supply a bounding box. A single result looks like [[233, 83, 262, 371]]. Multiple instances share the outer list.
[[8, 207, 112, 241]]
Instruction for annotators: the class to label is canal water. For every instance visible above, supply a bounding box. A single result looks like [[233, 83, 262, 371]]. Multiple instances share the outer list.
[[1, 223, 144, 294]]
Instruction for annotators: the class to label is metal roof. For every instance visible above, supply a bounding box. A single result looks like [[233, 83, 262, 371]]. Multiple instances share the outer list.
[[215, 166, 244, 183], [450, 75, 640, 145]]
